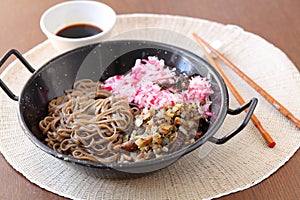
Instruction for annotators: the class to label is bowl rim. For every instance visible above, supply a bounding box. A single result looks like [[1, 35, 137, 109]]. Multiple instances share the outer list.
[[39, 0, 117, 42]]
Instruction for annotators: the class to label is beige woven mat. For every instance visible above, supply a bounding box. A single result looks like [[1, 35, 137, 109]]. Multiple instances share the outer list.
[[0, 14, 299, 200]]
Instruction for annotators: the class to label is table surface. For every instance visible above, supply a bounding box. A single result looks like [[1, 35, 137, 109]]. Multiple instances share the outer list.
[[0, 0, 299, 199]]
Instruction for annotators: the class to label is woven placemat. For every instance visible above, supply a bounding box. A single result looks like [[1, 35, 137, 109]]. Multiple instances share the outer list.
[[0, 14, 299, 200]]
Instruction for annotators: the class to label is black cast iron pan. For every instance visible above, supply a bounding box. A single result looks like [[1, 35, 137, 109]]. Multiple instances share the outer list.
[[0, 40, 257, 178]]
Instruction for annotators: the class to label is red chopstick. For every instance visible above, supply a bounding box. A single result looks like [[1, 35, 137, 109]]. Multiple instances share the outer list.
[[193, 33, 276, 148]]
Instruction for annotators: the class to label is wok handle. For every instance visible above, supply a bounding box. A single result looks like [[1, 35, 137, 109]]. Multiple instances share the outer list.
[[0, 49, 35, 101], [209, 98, 258, 144]]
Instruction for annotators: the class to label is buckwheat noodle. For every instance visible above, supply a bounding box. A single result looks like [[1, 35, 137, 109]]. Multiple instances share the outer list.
[[39, 79, 133, 163]]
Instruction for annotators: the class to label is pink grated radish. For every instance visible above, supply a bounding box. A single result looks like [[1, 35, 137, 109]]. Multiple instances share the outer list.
[[102, 56, 213, 116]]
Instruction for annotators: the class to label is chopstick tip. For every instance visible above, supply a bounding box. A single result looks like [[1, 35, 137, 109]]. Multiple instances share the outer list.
[[269, 141, 276, 148]]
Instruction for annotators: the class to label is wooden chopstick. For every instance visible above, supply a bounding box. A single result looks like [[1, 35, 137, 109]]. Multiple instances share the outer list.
[[192, 33, 300, 130], [193, 33, 276, 148]]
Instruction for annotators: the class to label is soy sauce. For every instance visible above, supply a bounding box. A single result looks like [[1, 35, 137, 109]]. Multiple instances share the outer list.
[[56, 24, 103, 38]]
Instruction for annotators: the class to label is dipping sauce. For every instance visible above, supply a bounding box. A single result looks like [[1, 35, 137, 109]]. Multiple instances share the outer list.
[[56, 24, 103, 38]]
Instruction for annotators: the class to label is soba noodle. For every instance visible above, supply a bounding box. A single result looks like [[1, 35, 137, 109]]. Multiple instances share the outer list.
[[39, 79, 134, 163]]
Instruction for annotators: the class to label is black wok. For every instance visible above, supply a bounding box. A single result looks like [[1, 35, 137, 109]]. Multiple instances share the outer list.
[[0, 40, 257, 178]]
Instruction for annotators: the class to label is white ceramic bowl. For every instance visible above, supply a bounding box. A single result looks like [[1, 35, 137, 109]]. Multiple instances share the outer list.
[[40, 0, 116, 52]]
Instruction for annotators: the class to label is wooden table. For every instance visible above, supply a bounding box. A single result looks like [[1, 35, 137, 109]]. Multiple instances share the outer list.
[[0, 0, 299, 199]]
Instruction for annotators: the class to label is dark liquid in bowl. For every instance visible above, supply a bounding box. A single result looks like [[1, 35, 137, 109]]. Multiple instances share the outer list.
[[56, 24, 103, 38]]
